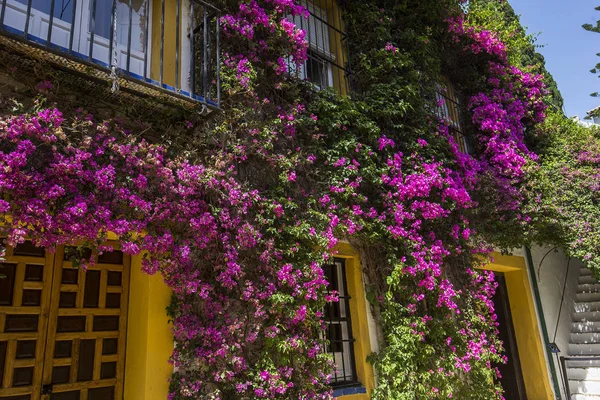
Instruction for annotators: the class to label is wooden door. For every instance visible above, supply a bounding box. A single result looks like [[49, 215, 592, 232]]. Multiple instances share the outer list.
[[0, 242, 130, 400], [0, 242, 55, 400]]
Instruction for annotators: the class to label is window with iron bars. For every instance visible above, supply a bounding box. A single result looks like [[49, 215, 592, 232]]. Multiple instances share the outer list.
[[290, 0, 350, 93], [323, 258, 359, 387], [436, 83, 471, 154]]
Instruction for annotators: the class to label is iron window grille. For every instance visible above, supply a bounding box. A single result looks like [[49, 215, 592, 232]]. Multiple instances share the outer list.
[[323, 258, 359, 387], [436, 84, 470, 154], [0, 0, 220, 109], [289, 0, 350, 92]]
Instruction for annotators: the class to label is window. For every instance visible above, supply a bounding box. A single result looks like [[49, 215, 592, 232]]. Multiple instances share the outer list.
[[324, 258, 358, 386], [14, 0, 74, 22], [291, 0, 349, 92], [4, 0, 149, 75], [1, 0, 221, 106], [87, 0, 150, 76], [436, 82, 470, 154], [305, 50, 334, 89]]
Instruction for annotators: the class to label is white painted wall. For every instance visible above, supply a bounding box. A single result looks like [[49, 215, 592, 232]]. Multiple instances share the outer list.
[[526, 245, 583, 399]]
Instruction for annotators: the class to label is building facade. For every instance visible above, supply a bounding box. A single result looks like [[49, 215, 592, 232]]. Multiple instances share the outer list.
[[0, 1, 584, 400]]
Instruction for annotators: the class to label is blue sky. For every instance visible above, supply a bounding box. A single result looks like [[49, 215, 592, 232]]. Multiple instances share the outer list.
[[509, 0, 600, 117]]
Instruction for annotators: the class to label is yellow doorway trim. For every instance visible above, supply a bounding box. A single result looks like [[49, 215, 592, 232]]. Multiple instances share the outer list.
[[483, 253, 553, 400], [123, 254, 174, 399]]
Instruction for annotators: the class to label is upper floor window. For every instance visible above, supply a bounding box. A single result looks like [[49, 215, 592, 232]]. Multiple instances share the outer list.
[[324, 258, 358, 386], [436, 81, 470, 154], [291, 0, 349, 93], [1, 0, 221, 107], [5, 0, 148, 76]]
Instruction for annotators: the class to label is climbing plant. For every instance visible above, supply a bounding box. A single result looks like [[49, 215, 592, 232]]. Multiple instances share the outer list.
[[0, 0, 555, 399]]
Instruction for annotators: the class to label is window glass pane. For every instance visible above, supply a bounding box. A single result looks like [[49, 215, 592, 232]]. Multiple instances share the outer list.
[[436, 83, 470, 154], [91, 1, 113, 39], [294, 2, 331, 56], [306, 52, 331, 89], [14, 0, 74, 23], [92, 0, 148, 53]]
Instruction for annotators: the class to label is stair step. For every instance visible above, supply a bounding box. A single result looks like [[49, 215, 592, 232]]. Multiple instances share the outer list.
[[578, 292, 600, 303], [565, 269, 600, 399], [576, 303, 600, 313], [570, 344, 600, 355], [574, 312, 600, 323], [569, 368, 600, 381], [573, 394, 600, 399], [571, 333, 600, 344], [578, 284, 600, 293], [565, 359, 600, 368], [570, 379, 600, 395], [582, 275, 600, 285], [574, 322, 600, 333]]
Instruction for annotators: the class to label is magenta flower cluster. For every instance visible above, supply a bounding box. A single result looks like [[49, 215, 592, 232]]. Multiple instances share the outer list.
[[446, 15, 547, 220], [0, 108, 334, 399]]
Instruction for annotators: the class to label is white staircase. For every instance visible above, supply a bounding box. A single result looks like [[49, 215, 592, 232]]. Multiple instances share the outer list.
[[566, 268, 600, 399]]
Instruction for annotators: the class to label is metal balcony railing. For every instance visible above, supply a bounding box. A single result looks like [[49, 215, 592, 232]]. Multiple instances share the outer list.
[[0, 0, 220, 109]]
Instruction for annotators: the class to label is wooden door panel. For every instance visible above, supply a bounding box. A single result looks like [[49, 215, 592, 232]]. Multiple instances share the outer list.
[[0, 242, 55, 400], [42, 245, 129, 400]]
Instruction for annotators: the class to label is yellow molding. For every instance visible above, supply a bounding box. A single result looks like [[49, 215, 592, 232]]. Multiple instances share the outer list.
[[151, 0, 177, 87], [341, 395, 369, 400]]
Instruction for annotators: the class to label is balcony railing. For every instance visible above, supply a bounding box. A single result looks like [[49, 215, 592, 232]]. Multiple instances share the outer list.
[[0, 0, 220, 109]]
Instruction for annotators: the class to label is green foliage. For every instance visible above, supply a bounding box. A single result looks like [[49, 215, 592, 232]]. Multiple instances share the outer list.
[[583, 6, 600, 33], [526, 112, 600, 270], [467, 0, 564, 112]]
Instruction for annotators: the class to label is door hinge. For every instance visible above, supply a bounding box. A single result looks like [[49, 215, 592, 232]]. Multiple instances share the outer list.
[[41, 384, 53, 395]]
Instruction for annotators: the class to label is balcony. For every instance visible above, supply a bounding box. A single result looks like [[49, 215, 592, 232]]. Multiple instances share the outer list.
[[0, 0, 221, 111]]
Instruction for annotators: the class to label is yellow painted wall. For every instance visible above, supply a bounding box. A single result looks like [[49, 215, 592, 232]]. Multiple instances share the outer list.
[[483, 253, 554, 400], [123, 254, 174, 400], [334, 243, 376, 399], [124, 245, 374, 399]]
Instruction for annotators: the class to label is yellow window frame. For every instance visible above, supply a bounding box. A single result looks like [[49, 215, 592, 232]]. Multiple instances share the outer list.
[[332, 242, 376, 399]]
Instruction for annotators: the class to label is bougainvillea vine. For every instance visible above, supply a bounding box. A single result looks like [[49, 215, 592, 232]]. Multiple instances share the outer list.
[[0, 0, 552, 399]]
